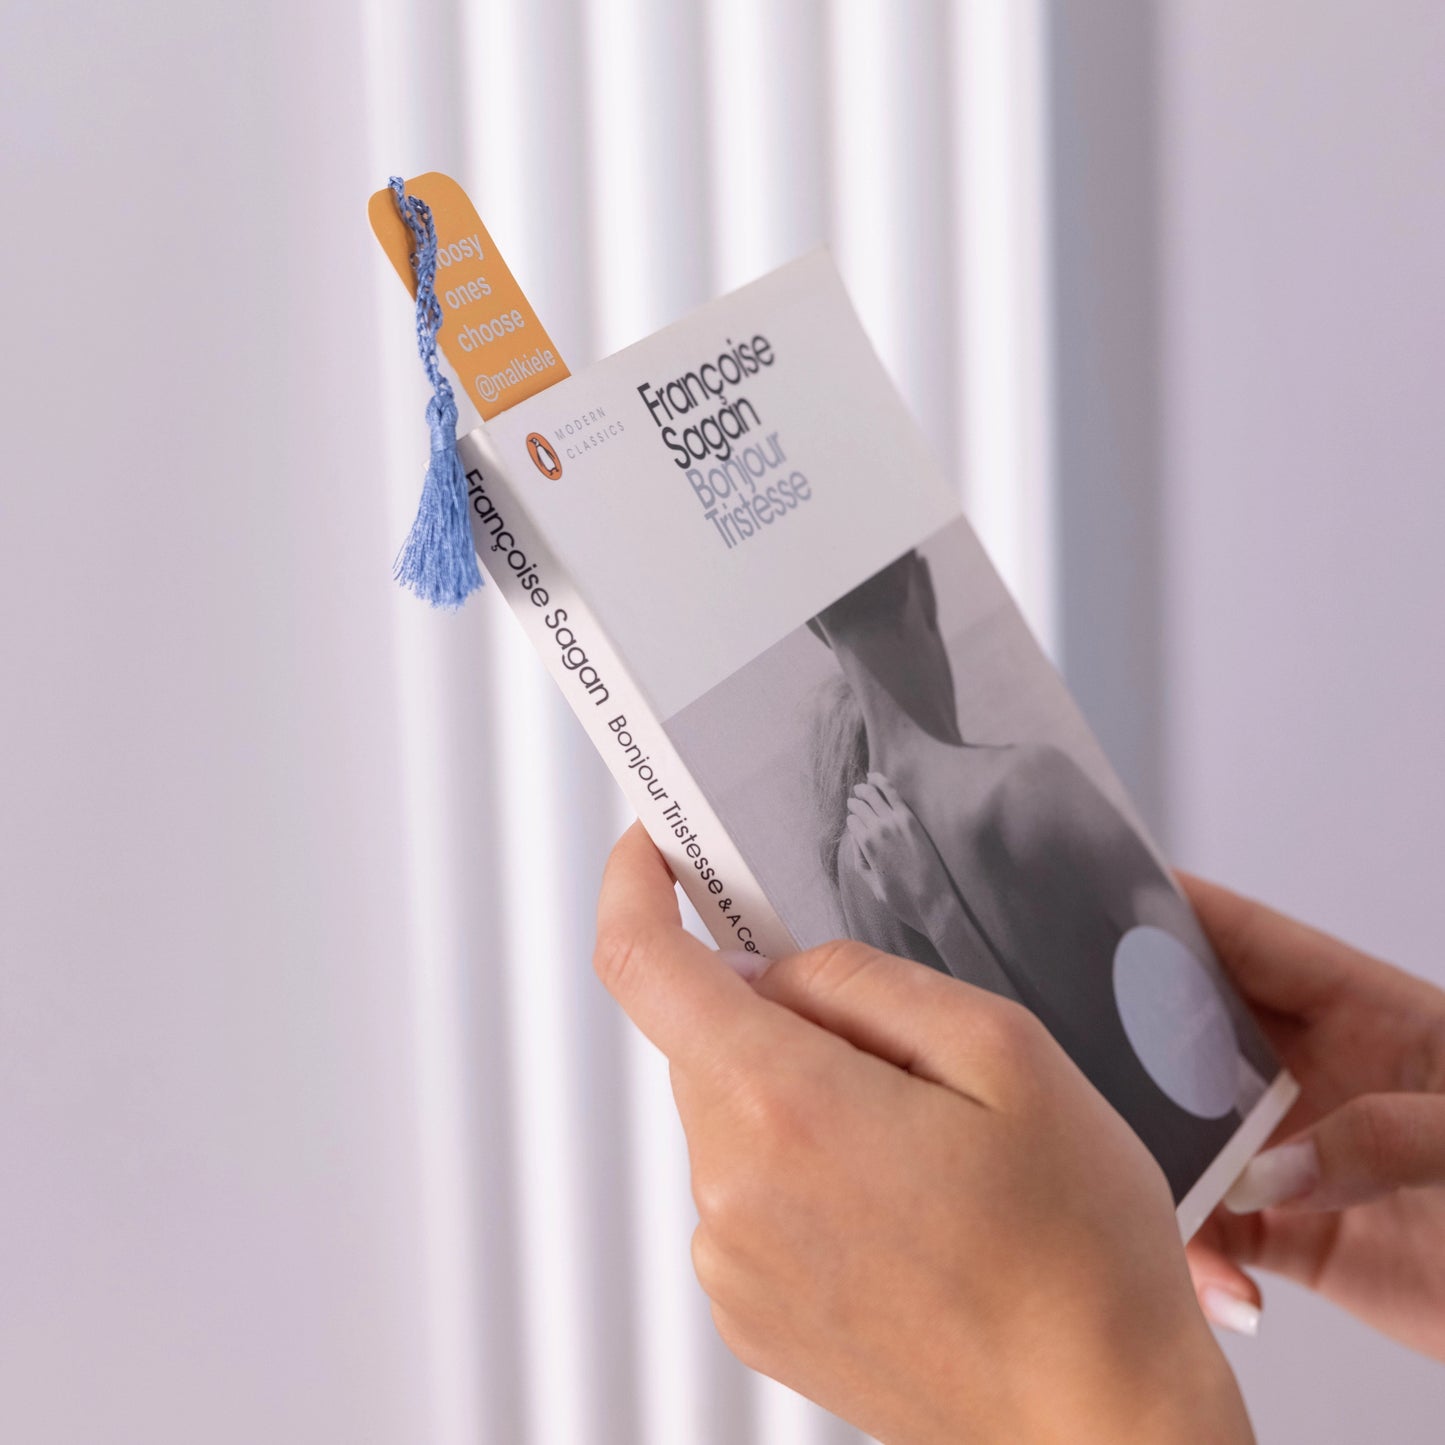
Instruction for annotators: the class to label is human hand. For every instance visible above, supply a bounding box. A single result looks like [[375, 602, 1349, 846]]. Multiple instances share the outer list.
[[845, 771, 950, 934], [1182, 877, 1445, 1359], [594, 823, 1254, 1445]]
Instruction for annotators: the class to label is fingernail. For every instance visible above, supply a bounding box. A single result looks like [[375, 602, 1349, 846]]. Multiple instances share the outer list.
[[1225, 1138, 1320, 1214], [1201, 1287, 1261, 1338], [717, 949, 768, 982]]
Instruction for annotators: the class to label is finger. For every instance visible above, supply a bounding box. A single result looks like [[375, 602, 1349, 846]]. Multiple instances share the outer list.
[[1187, 1223, 1263, 1337], [846, 795, 878, 821], [754, 940, 1028, 1106], [1225, 1093, 1445, 1213], [1176, 873, 1359, 1020], [843, 814, 874, 870], [849, 785, 883, 815], [595, 822, 778, 1069], [1195, 1201, 1350, 1294], [866, 771, 905, 811]]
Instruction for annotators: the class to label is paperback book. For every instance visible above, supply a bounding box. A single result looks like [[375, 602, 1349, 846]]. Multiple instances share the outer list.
[[453, 249, 1295, 1235]]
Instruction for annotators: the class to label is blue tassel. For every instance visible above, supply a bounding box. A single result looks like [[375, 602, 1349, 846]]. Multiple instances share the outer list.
[[388, 176, 483, 608]]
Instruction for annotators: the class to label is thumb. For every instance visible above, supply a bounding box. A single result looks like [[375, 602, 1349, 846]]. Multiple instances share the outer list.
[[1225, 1093, 1445, 1213], [754, 939, 1040, 1108], [595, 822, 777, 1072]]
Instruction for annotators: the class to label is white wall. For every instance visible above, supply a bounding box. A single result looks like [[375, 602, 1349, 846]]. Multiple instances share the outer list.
[[1156, 3, 1445, 1438], [1045, 3, 1445, 1437], [0, 5, 437, 1441]]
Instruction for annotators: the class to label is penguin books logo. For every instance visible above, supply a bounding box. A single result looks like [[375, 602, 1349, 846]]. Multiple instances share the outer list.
[[526, 432, 563, 479]]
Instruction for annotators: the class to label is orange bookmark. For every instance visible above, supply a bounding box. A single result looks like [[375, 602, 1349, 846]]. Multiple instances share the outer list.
[[368, 172, 569, 421]]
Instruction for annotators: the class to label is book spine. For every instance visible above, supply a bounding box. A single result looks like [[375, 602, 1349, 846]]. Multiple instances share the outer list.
[[457, 427, 796, 962]]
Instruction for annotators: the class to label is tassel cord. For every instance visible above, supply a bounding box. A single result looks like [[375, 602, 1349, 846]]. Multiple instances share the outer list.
[[387, 176, 483, 608]]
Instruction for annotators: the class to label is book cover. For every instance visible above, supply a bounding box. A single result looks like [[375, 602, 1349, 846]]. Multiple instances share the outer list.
[[457, 249, 1296, 1235]]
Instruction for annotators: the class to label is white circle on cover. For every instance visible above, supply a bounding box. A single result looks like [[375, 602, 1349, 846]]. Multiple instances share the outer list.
[[1113, 925, 1238, 1119]]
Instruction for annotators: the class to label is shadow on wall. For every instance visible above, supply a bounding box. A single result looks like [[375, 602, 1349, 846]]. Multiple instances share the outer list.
[[1047, 0, 1166, 840]]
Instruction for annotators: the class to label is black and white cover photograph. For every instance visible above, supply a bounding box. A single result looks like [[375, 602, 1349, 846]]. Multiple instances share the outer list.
[[666, 513, 1281, 1205]]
